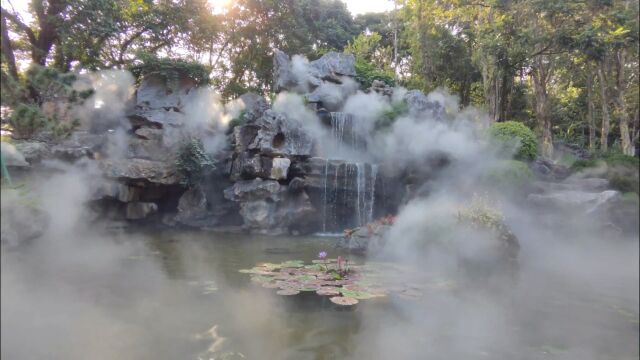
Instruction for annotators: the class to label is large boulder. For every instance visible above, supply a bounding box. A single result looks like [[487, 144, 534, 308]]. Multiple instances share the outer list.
[[98, 158, 182, 185], [223, 178, 316, 233], [273, 49, 356, 94], [273, 49, 297, 93], [238, 92, 269, 123], [13, 141, 51, 164], [224, 178, 281, 202], [1, 142, 29, 167], [135, 74, 197, 110], [174, 185, 217, 227], [403, 90, 447, 120], [233, 110, 313, 157], [309, 51, 356, 79]]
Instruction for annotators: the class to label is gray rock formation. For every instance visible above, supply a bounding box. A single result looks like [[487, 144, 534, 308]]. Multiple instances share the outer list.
[[1, 142, 29, 167], [98, 158, 182, 185], [223, 178, 315, 233], [238, 92, 269, 123], [403, 90, 447, 120], [233, 110, 313, 157], [125, 201, 158, 220], [135, 74, 197, 110]]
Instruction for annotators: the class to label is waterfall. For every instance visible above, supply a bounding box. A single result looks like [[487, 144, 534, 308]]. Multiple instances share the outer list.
[[330, 112, 358, 150], [320, 161, 378, 233]]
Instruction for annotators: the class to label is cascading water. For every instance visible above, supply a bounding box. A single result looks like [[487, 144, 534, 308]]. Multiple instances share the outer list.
[[320, 161, 378, 233], [318, 112, 379, 233]]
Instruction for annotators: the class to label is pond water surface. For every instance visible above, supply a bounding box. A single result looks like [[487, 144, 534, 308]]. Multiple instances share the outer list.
[[1, 229, 638, 360]]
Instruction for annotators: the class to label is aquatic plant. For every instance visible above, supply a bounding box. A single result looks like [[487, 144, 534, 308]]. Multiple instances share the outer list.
[[239, 259, 451, 306]]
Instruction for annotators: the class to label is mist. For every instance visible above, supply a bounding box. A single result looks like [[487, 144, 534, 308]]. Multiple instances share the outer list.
[[2, 70, 637, 360]]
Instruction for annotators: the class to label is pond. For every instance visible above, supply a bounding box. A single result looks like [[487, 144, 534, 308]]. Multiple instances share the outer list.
[[1, 229, 638, 360]]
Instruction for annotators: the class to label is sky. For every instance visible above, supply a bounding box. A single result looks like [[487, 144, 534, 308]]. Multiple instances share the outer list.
[[345, 0, 396, 15], [3, 0, 395, 21]]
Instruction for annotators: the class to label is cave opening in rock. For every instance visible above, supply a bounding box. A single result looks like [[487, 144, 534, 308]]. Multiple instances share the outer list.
[[272, 132, 285, 149]]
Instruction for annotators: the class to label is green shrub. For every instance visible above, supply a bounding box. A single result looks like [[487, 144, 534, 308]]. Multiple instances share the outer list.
[[128, 52, 211, 88], [375, 100, 408, 130], [489, 121, 539, 161], [176, 139, 215, 187], [602, 153, 639, 168], [8, 104, 49, 139], [456, 194, 505, 231], [485, 160, 534, 188], [354, 59, 395, 89]]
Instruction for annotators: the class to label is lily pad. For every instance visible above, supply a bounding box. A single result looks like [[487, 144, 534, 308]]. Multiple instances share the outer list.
[[339, 288, 376, 300], [280, 260, 305, 268], [330, 296, 359, 306], [277, 289, 300, 296], [316, 287, 341, 296]]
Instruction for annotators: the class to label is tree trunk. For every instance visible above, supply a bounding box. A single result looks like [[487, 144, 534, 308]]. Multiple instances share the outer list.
[[597, 58, 610, 152], [585, 69, 596, 151], [481, 59, 500, 123], [0, 14, 18, 79], [614, 49, 633, 155], [531, 55, 553, 158]]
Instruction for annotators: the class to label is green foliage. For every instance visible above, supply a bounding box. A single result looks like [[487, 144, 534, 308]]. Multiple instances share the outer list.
[[176, 139, 215, 187], [354, 59, 395, 89], [346, 33, 396, 88], [489, 121, 539, 161], [456, 194, 505, 231], [375, 100, 408, 130], [485, 160, 534, 188], [7, 104, 49, 139], [128, 53, 211, 87]]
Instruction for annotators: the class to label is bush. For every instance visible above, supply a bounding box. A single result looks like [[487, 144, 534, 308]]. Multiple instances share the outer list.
[[128, 52, 211, 88], [8, 104, 49, 139], [456, 194, 505, 231], [489, 121, 538, 161], [354, 59, 395, 89], [176, 139, 215, 187]]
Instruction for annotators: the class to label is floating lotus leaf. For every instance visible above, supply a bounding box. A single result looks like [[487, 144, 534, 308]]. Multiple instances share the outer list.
[[250, 275, 274, 284], [312, 259, 337, 264], [330, 296, 359, 306], [280, 260, 304, 268], [316, 287, 341, 296], [294, 275, 316, 282], [339, 288, 376, 300], [277, 289, 300, 296], [257, 262, 282, 271], [261, 281, 281, 289]]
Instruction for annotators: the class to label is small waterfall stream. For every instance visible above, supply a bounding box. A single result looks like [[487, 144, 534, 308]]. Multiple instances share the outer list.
[[321, 161, 378, 233], [319, 112, 379, 233]]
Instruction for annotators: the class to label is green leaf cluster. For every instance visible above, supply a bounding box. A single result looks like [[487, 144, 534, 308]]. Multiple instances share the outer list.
[[489, 121, 539, 161]]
